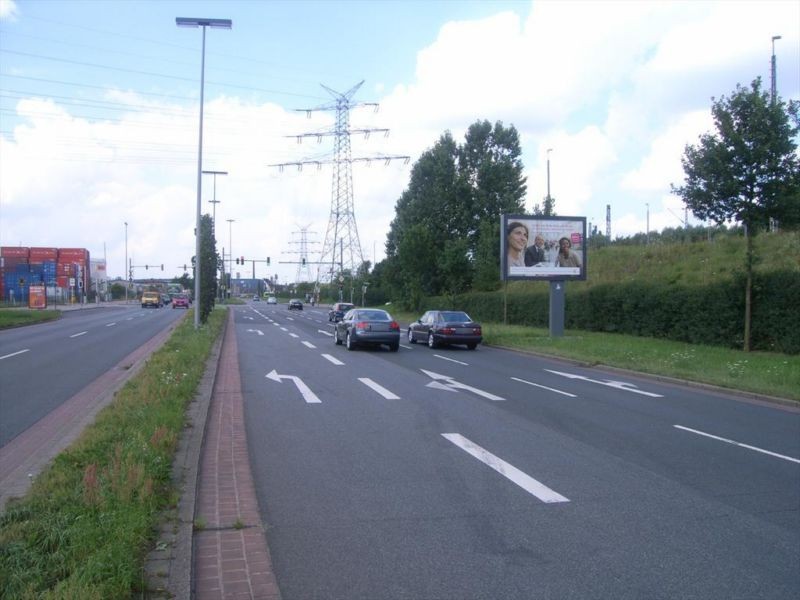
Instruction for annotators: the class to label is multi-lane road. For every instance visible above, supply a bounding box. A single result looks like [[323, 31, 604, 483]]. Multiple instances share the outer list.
[[235, 302, 799, 600]]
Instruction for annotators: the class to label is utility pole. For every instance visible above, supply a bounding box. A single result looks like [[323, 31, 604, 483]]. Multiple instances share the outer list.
[[270, 81, 409, 285], [771, 35, 782, 104]]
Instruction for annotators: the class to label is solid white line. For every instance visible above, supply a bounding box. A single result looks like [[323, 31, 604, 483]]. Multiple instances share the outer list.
[[318, 330, 333, 337], [321, 353, 344, 366], [674, 425, 800, 464], [289, 333, 299, 338], [442, 433, 569, 503], [302, 341, 317, 349], [70, 331, 87, 338], [0, 349, 30, 361], [434, 354, 468, 365], [106, 322, 117, 327], [400, 344, 412, 350], [511, 377, 577, 398], [359, 378, 400, 399]]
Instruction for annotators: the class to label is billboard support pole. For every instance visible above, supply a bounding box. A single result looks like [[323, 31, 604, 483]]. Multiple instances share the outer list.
[[549, 281, 565, 337], [503, 280, 508, 325]]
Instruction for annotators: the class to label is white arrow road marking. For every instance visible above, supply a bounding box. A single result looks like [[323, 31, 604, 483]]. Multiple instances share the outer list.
[[302, 341, 317, 349], [545, 369, 663, 397], [321, 353, 344, 365], [426, 381, 458, 393], [70, 331, 87, 338], [421, 369, 504, 401], [442, 434, 569, 503], [265, 370, 321, 403], [434, 354, 468, 365], [246, 329, 264, 336], [318, 329, 333, 337], [511, 377, 577, 398], [674, 425, 800, 464], [0, 349, 30, 361], [359, 378, 400, 399]]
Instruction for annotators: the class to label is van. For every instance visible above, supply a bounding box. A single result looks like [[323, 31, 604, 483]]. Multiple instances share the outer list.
[[141, 291, 161, 308]]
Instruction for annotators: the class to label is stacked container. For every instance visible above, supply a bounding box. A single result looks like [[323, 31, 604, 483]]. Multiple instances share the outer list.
[[1, 247, 30, 303], [58, 248, 91, 298]]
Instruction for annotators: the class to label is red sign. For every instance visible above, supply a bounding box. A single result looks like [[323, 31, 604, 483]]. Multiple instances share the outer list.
[[29, 285, 47, 309]]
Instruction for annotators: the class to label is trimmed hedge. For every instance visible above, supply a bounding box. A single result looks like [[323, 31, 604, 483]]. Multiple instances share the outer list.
[[422, 270, 799, 354]]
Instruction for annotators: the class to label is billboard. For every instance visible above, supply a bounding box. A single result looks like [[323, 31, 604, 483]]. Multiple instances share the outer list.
[[501, 214, 587, 281]]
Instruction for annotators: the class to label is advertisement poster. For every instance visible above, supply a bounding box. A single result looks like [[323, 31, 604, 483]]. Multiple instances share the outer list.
[[501, 214, 587, 281], [28, 285, 47, 309]]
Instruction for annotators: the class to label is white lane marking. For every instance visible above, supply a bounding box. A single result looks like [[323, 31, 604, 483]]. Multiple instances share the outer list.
[[674, 425, 800, 464], [442, 433, 569, 503], [280, 327, 288, 332], [265, 370, 321, 403], [511, 377, 577, 398], [126, 317, 134, 321], [421, 369, 504, 401], [70, 331, 88, 338], [289, 333, 299, 338], [321, 353, 344, 366], [318, 329, 333, 337], [272, 322, 280, 327], [545, 369, 663, 397], [0, 349, 30, 361], [302, 341, 317, 349], [287, 317, 294, 321], [106, 322, 117, 327], [359, 378, 400, 399], [400, 344, 412, 350], [434, 354, 468, 366], [247, 329, 264, 336]]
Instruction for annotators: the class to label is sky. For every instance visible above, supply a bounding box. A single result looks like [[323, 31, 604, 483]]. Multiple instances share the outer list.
[[1, 0, 798, 285]]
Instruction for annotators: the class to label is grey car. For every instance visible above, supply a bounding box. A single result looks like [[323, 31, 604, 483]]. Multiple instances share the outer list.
[[334, 308, 400, 352], [407, 310, 482, 350]]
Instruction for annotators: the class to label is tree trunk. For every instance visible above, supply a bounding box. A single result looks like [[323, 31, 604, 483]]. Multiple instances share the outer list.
[[743, 227, 753, 352]]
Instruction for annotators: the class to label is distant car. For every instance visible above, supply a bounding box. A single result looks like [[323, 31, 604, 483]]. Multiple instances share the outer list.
[[328, 302, 355, 322], [334, 308, 400, 352], [141, 291, 161, 308], [172, 294, 190, 309], [288, 299, 303, 310], [253, 295, 260, 301], [161, 293, 171, 306], [407, 310, 482, 350], [267, 296, 277, 305]]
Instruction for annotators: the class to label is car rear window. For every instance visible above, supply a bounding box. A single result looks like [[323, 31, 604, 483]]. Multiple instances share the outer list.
[[358, 310, 390, 321], [441, 311, 470, 322]]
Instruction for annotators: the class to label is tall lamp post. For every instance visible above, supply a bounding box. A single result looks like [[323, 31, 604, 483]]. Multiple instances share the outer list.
[[227, 218, 235, 297], [771, 35, 782, 104], [203, 169, 227, 301], [176, 16, 232, 329], [124, 221, 129, 303]]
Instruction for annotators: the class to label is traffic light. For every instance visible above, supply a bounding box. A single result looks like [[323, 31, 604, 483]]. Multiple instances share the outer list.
[[235, 258, 239, 265], [241, 256, 245, 264], [266, 257, 270, 266], [161, 264, 164, 271], [301, 257, 306, 266], [145, 265, 148, 270]]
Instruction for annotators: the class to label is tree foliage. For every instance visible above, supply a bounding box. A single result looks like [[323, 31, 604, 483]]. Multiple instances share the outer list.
[[382, 120, 526, 305], [198, 213, 217, 323], [671, 78, 800, 350]]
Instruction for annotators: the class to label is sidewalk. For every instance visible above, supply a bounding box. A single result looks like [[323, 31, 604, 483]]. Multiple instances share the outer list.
[[192, 310, 281, 599]]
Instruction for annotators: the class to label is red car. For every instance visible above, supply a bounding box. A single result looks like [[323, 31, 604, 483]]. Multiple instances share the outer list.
[[172, 294, 190, 309]]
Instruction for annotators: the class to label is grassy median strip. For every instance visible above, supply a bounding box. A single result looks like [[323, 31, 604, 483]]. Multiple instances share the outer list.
[[0, 307, 226, 599], [391, 311, 799, 402]]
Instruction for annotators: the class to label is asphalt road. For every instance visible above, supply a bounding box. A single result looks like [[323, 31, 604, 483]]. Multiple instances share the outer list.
[[241, 302, 799, 599], [0, 304, 186, 446]]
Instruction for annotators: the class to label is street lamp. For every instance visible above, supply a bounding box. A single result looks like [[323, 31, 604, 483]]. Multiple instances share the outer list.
[[202, 169, 227, 232], [227, 218, 235, 295], [124, 221, 128, 303], [176, 16, 232, 329]]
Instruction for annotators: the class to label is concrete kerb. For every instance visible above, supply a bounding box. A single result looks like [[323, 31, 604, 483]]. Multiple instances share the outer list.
[[143, 312, 228, 599]]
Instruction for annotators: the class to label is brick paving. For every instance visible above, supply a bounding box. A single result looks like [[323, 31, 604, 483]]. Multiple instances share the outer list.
[[194, 311, 281, 600]]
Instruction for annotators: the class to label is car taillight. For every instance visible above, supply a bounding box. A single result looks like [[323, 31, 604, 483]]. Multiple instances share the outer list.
[[440, 327, 455, 335], [474, 327, 482, 335], [356, 322, 369, 329], [389, 321, 400, 331]]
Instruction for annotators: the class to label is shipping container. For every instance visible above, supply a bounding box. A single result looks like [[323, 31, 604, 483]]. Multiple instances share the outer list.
[[1, 257, 29, 271], [58, 248, 89, 261], [1, 247, 30, 259], [29, 247, 59, 262]]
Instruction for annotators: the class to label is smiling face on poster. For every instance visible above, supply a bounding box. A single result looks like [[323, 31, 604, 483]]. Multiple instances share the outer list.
[[500, 215, 587, 281]]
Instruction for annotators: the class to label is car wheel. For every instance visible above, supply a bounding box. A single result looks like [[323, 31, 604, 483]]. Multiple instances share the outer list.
[[346, 331, 355, 351], [407, 328, 415, 343], [389, 341, 399, 352], [467, 343, 477, 350], [428, 332, 437, 349], [335, 328, 342, 345]]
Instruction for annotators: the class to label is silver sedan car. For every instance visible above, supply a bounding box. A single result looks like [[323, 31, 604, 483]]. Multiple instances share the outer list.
[[334, 308, 401, 352]]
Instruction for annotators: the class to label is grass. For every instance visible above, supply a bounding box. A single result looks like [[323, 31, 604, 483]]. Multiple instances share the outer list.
[[0, 307, 227, 599], [0, 308, 60, 329], [389, 310, 800, 402]]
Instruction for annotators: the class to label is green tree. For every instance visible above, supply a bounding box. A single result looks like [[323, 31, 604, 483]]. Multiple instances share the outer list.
[[671, 77, 800, 350], [198, 214, 217, 323]]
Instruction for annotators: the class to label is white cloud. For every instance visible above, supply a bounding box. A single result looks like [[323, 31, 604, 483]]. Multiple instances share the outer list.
[[0, 0, 19, 21]]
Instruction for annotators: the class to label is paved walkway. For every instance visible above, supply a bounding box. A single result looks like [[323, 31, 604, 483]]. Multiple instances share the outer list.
[[193, 310, 282, 599]]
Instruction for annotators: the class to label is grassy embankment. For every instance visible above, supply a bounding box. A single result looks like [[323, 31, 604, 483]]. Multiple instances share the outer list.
[[0, 308, 226, 598], [391, 230, 800, 402], [0, 309, 59, 328]]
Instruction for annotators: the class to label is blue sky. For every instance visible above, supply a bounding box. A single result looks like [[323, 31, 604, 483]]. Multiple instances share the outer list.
[[1, 0, 798, 284]]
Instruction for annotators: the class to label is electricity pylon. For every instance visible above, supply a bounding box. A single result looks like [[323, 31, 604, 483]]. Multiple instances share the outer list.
[[289, 224, 317, 283], [271, 81, 409, 282]]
